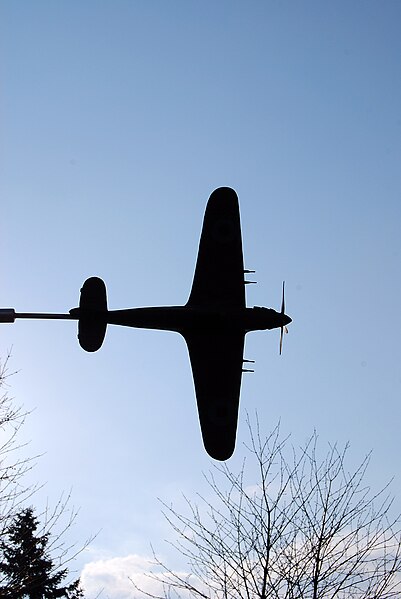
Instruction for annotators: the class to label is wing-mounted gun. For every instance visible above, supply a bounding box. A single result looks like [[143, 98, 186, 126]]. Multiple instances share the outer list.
[[242, 358, 255, 373], [70, 277, 108, 352], [243, 269, 257, 285]]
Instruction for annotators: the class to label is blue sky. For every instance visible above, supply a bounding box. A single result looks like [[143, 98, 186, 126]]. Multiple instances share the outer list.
[[1, 2, 401, 596]]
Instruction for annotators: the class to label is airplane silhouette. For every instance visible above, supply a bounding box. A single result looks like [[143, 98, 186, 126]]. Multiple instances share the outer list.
[[1, 187, 291, 460]]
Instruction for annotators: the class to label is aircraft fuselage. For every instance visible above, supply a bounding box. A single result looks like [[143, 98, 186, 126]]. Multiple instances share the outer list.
[[106, 305, 291, 335]]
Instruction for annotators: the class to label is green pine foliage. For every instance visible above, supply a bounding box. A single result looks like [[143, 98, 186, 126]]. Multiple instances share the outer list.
[[0, 507, 84, 599]]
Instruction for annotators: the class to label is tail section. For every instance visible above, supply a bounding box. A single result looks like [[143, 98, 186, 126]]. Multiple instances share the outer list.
[[71, 277, 108, 352]]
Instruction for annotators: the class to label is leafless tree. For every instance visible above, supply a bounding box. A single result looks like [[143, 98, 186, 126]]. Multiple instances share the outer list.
[[0, 354, 94, 596], [135, 417, 401, 599], [0, 353, 36, 536]]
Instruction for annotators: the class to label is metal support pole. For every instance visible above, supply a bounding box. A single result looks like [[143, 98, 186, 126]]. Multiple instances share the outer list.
[[0, 309, 77, 323]]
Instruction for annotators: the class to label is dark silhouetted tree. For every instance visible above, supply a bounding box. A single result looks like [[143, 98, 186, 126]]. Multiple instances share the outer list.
[[0, 506, 84, 598], [134, 418, 401, 599]]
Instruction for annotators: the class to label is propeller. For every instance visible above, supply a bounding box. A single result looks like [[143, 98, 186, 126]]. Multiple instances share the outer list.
[[279, 281, 288, 355]]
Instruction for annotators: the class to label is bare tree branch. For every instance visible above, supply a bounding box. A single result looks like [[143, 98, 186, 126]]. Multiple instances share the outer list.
[[134, 416, 401, 599]]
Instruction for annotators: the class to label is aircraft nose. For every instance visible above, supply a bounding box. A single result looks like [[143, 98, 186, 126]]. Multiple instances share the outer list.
[[284, 314, 292, 326]]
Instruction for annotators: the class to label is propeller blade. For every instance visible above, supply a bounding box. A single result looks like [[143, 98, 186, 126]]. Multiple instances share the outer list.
[[279, 281, 285, 355], [281, 280, 285, 314]]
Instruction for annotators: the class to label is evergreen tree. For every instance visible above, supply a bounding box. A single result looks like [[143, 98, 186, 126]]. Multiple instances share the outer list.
[[0, 507, 84, 599]]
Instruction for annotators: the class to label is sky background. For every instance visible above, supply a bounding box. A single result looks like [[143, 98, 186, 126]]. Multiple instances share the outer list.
[[1, 2, 401, 597]]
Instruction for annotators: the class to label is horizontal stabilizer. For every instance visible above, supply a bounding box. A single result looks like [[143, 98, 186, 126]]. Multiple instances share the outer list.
[[76, 277, 108, 352]]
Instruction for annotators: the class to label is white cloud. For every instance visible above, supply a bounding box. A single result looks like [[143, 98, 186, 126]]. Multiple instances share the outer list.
[[80, 553, 198, 599], [81, 554, 151, 599]]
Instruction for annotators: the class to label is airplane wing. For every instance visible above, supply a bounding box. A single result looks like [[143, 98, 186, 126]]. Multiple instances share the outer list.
[[187, 187, 245, 309], [183, 330, 245, 461]]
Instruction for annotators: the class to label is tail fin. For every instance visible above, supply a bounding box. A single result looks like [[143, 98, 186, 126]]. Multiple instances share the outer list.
[[76, 277, 108, 352]]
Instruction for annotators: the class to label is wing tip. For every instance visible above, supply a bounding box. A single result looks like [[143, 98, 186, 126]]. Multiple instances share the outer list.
[[209, 186, 238, 203], [202, 429, 237, 461], [206, 445, 235, 462]]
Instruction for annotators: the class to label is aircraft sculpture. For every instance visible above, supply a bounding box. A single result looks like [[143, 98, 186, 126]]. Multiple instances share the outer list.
[[1, 187, 291, 460]]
